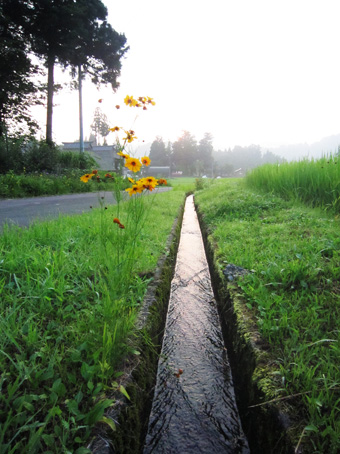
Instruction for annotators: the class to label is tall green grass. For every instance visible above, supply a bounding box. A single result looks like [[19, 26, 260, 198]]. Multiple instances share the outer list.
[[245, 155, 340, 213], [0, 188, 186, 453], [195, 179, 340, 453]]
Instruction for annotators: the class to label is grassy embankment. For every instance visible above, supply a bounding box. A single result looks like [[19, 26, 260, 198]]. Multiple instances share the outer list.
[[195, 160, 339, 453], [0, 178, 194, 453]]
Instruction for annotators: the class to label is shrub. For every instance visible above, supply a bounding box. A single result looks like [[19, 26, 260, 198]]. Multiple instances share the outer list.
[[0, 135, 98, 175], [22, 140, 60, 173], [0, 136, 26, 173]]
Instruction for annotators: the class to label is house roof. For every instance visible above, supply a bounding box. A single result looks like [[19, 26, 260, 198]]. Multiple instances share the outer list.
[[92, 145, 115, 152], [62, 141, 93, 150], [61, 142, 121, 169]]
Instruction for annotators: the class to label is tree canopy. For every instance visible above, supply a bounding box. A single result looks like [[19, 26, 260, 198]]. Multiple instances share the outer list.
[[91, 107, 110, 145], [149, 136, 169, 166], [0, 1, 43, 136], [172, 131, 198, 176], [213, 145, 285, 176], [149, 132, 284, 177], [0, 0, 128, 142]]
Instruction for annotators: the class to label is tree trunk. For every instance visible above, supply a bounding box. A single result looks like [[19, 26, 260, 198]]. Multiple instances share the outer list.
[[46, 53, 55, 144], [78, 64, 84, 153], [0, 111, 3, 138]]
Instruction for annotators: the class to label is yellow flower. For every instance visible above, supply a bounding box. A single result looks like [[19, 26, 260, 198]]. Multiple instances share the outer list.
[[123, 130, 138, 143], [144, 176, 158, 186], [117, 151, 129, 159], [109, 126, 120, 132], [143, 183, 156, 192], [128, 177, 136, 184], [125, 185, 141, 196], [141, 156, 151, 166], [125, 157, 142, 173], [80, 173, 94, 183], [147, 96, 156, 106], [124, 95, 137, 107], [139, 176, 157, 191], [158, 178, 167, 185]]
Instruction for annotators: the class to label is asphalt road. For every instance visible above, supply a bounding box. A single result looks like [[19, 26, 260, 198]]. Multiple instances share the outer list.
[[0, 188, 172, 230]]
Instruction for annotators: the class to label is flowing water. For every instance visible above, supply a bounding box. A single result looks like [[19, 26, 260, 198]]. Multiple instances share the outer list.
[[143, 195, 250, 453]]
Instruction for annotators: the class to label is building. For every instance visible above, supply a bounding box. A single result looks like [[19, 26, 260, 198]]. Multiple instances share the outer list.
[[146, 166, 171, 178], [62, 142, 122, 171]]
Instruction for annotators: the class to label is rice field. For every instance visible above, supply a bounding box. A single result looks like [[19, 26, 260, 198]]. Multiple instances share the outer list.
[[245, 154, 340, 213]]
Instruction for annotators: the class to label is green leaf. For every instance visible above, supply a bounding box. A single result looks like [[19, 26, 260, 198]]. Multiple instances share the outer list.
[[75, 390, 83, 404], [49, 405, 62, 417], [67, 399, 80, 416], [119, 385, 130, 401], [84, 399, 113, 425], [52, 378, 66, 397], [100, 416, 116, 432], [81, 362, 95, 381], [74, 448, 91, 454], [41, 368, 55, 381]]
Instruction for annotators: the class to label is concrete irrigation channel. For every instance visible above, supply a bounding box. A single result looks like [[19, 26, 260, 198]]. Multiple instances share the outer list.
[[89, 194, 295, 454]]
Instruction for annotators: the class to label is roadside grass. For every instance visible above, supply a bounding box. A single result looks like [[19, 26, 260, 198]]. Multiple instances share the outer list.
[[195, 178, 340, 453], [245, 154, 340, 214], [167, 177, 195, 193], [0, 171, 129, 199], [0, 188, 186, 453]]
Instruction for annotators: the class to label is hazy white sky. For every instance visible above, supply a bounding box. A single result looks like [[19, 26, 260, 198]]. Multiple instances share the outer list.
[[33, 0, 340, 151]]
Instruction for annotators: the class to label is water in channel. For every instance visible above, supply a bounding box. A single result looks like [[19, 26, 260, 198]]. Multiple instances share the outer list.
[[143, 195, 250, 453]]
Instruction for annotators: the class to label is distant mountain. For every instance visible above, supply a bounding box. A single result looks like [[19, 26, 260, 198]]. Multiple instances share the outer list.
[[263, 134, 340, 161]]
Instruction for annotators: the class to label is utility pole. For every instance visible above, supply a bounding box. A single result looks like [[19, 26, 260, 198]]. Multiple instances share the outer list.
[[78, 65, 84, 153]]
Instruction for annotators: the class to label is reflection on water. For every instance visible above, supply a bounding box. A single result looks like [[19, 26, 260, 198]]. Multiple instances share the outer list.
[[143, 195, 249, 453]]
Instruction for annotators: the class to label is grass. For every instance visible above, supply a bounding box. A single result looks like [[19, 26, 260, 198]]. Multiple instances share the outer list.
[[195, 178, 340, 453], [167, 177, 195, 193], [0, 171, 129, 199], [245, 154, 340, 213], [0, 180, 193, 453]]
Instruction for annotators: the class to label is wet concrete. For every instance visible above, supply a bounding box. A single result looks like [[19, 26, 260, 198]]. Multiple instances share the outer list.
[[143, 195, 249, 453]]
